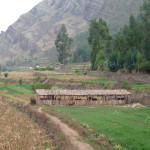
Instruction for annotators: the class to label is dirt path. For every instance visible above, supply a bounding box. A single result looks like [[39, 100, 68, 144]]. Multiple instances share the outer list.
[[38, 107, 94, 150]]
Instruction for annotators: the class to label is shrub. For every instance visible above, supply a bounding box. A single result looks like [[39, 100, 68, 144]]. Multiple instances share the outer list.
[[4, 73, 9, 78], [121, 81, 131, 90], [103, 83, 110, 89], [18, 79, 23, 85], [32, 83, 53, 91], [30, 97, 36, 105], [34, 66, 54, 71]]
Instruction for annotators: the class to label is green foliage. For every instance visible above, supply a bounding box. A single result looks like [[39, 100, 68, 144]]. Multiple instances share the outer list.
[[76, 77, 116, 84], [0, 84, 33, 95], [96, 50, 105, 71], [52, 106, 150, 150], [88, 18, 110, 70], [73, 42, 91, 63], [34, 66, 54, 71], [106, 1, 150, 73], [31, 83, 53, 91], [75, 69, 82, 75], [73, 32, 91, 63], [125, 49, 137, 72], [121, 81, 131, 90], [18, 79, 23, 85], [55, 24, 73, 64], [139, 60, 150, 73], [30, 97, 36, 105], [4, 73, 9, 78]]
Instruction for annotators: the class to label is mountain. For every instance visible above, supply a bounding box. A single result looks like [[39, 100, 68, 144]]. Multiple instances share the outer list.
[[0, 0, 143, 65]]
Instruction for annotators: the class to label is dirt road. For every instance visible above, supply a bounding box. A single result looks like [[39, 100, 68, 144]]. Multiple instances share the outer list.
[[38, 107, 94, 150]]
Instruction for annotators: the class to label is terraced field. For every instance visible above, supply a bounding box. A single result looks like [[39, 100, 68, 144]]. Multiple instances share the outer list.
[[0, 101, 54, 150], [0, 84, 33, 94], [51, 106, 150, 150]]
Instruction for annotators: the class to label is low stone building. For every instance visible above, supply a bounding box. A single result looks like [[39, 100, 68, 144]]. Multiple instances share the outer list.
[[36, 89, 131, 106]]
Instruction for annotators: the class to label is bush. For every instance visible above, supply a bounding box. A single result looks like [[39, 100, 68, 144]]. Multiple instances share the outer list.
[[18, 79, 23, 85], [4, 73, 9, 78], [103, 83, 110, 89], [121, 81, 131, 90], [32, 83, 53, 91], [34, 66, 54, 71], [75, 69, 82, 75], [30, 97, 36, 105]]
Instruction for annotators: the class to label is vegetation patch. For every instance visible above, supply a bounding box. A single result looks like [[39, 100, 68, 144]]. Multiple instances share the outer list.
[[50, 106, 150, 150], [0, 84, 33, 95], [75, 77, 116, 84], [0, 101, 54, 150]]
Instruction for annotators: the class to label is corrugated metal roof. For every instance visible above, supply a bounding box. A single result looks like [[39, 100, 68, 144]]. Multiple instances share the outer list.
[[36, 89, 131, 96]]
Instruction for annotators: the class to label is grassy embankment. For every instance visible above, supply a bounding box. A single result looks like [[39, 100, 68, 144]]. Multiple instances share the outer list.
[[45, 106, 150, 150], [75, 77, 150, 92]]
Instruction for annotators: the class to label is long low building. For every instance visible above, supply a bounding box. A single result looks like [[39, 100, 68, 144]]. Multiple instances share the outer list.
[[36, 89, 132, 106]]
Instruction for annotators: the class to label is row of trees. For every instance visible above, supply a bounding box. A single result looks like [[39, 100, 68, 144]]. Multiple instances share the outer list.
[[88, 0, 150, 73], [55, 0, 149, 73]]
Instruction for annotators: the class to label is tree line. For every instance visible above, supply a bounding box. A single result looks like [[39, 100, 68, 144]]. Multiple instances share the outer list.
[[55, 0, 149, 73]]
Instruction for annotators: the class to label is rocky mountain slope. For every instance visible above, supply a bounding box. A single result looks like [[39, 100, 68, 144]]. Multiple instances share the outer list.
[[0, 0, 143, 65]]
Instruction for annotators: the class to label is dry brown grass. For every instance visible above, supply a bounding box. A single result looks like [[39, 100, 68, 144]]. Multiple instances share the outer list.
[[47, 75, 97, 81], [2, 72, 33, 79], [0, 101, 54, 150]]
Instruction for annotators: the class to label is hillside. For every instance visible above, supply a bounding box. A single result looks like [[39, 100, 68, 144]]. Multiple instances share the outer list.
[[0, 0, 143, 65]]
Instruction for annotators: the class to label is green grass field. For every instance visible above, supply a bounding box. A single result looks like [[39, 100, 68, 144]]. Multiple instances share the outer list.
[[75, 77, 116, 84], [51, 106, 150, 150], [0, 84, 33, 94], [132, 82, 150, 91], [75, 77, 150, 92], [0, 83, 63, 95]]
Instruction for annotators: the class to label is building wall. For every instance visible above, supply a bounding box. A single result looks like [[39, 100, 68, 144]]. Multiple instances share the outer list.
[[36, 95, 129, 106]]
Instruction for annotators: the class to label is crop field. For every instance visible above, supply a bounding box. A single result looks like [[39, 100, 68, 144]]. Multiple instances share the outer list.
[[0, 83, 63, 95], [0, 84, 33, 95], [75, 77, 116, 84], [75, 78, 150, 92], [51, 106, 150, 150], [0, 101, 54, 150]]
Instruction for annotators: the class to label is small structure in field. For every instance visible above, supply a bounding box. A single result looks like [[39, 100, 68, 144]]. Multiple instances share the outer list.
[[36, 89, 131, 106]]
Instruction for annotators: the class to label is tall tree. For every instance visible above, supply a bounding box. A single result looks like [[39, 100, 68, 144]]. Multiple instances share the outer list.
[[55, 24, 72, 64], [88, 18, 109, 70], [141, 0, 150, 61]]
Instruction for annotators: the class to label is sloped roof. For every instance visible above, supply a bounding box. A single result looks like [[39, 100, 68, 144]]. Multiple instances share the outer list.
[[36, 89, 131, 96]]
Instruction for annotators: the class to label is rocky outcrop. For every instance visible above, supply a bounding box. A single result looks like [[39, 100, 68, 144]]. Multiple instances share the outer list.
[[0, 0, 143, 64]]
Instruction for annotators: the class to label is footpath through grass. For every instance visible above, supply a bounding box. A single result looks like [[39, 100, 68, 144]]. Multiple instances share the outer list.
[[52, 106, 150, 150]]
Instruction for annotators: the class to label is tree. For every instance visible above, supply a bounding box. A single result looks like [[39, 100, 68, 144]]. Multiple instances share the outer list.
[[141, 0, 150, 61], [73, 41, 91, 63], [136, 51, 143, 75], [88, 18, 109, 70], [55, 24, 72, 64], [96, 50, 105, 71], [18, 79, 23, 86], [125, 49, 137, 73], [107, 51, 119, 72], [4, 73, 8, 78]]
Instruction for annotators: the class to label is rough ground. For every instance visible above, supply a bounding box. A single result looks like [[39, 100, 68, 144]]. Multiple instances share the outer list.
[[38, 107, 94, 150]]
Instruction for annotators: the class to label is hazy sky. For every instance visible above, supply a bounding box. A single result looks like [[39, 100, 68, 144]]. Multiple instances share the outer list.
[[0, 0, 42, 32]]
